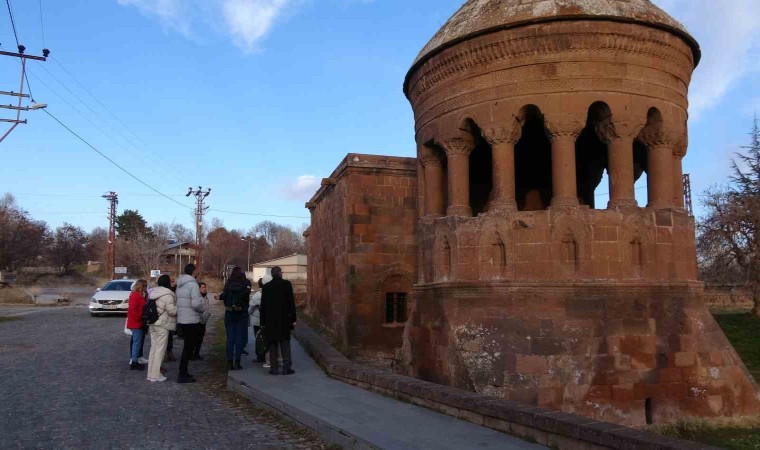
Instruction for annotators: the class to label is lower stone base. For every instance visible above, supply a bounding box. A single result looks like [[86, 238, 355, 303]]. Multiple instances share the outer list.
[[402, 281, 760, 426]]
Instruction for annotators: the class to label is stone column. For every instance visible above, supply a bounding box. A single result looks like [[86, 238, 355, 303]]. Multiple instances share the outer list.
[[605, 120, 643, 209], [545, 115, 584, 207], [642, 124, 682, 210], [441, 136, 475, 217], [420, 151, 445, 217], [482, 125, 520, 212], [672, 151, 685, 209]]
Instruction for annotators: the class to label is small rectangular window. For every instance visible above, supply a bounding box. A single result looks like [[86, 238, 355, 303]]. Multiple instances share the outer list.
[[385, 292, 408, 324]]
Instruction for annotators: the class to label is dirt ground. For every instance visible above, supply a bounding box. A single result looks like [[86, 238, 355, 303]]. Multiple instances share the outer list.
[[0, 287, 33, 305]]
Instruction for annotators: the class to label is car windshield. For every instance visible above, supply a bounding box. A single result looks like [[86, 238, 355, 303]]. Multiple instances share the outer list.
[[101, 281, 133, 292]]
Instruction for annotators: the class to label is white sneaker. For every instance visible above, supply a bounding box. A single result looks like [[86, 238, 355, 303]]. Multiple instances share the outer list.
[[263, 363, 271, 368], [138, 357, 149, 364], [148, 376, 167, 382]]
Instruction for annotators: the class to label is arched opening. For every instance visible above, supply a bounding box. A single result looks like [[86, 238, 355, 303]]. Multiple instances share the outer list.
[[575, 102, 611, 208], [514, 105, 552, 211], [637, 108, 663, 207], [633, 140, 648, 204], [461, 120, 492, 216], [425, 141, 449, 211]]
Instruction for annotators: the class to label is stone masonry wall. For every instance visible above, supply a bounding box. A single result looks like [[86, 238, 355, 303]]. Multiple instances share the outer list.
[[307, 154, 418, 355]]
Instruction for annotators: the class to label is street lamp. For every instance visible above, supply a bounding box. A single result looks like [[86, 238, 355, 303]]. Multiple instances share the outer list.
[[241, 237, 252, 274]]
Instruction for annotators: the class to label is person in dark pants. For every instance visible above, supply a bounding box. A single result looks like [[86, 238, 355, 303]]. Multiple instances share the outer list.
[[191, 282, 212, 360], [260, 266, 297, 375], [219, 268, 251, 370], [175, 264, 207, 383], [164, 277, 178, 362]]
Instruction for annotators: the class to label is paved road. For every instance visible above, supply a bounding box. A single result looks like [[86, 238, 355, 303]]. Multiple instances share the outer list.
[[0, 304, 325, 449]]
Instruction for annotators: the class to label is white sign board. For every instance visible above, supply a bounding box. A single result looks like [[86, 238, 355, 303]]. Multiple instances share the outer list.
[[150, 270, 161, 278], [114, 267, 127, 274]]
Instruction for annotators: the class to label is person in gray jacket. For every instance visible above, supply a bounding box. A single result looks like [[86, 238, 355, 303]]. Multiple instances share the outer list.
[[175, 263, 206, 383]]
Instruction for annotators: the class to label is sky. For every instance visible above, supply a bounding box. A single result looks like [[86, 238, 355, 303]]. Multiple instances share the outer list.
[[0, 0, 758, 234]]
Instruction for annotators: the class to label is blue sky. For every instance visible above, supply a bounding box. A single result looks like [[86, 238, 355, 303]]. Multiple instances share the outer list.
[[1, 0, 758, 234]]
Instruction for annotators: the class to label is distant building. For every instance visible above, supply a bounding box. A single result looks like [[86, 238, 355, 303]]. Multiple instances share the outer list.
[[160, 242, 197, 275], [248, 254, 308, 305], [249, 254, 307, 282]]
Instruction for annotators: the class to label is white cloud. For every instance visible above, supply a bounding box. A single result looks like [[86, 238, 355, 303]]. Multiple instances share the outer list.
[[655, 0, 760, 121], [116, 0, 296, 51], [221, 0, 291, 52], [282, 175, 321, 200]]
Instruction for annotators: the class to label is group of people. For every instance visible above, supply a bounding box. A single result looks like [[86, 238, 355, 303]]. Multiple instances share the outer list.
[[126, 263, 211, 383], [125, 262, 298, 383], [219, 265, 297, 375]]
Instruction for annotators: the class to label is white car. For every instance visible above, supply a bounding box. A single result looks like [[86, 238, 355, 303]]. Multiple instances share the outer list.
[[89, 279, 137, 316]]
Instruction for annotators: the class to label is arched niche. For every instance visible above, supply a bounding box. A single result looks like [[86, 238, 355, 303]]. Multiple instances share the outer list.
[[458, 119, 493, 216]]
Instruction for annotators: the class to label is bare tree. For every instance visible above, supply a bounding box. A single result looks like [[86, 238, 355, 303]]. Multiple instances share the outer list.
[[0, 194, 49, 271], [697, 118, 760, 316], [170, 223, 194, 243], [119, 224, 171, 278], [48, 223, 89, 269]]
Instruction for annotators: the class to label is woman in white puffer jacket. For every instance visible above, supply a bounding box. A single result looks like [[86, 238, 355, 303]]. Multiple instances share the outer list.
[[248, 274, 272, 364], [147, 274, 177, 382]]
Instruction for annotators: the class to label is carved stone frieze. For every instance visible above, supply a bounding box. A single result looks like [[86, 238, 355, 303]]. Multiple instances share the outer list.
[[407, 23, 695, 103]]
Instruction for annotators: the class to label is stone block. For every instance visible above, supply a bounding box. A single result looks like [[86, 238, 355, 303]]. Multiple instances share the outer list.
[[515, 355, 549, 374]]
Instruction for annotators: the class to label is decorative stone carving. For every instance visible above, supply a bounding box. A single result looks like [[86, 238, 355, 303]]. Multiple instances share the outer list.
[[544, 113, 585, 141], [440, 136, 475, 157]]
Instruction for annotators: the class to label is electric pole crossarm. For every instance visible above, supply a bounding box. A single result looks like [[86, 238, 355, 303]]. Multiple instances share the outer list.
[[0, 105, 31, 111], [0, 118, 26, 123], [0, 50, 46, 61], [0, 91, 29, 98]]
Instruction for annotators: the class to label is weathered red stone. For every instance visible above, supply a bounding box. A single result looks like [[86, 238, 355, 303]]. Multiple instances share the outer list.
[[306, 0, 760, 427]]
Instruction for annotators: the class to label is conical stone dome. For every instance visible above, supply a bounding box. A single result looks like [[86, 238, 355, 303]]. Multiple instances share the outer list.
[[413, 0, 699, 67]]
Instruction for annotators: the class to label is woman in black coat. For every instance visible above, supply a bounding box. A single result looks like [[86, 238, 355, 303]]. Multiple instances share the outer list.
[[260, 266, 297, 375]]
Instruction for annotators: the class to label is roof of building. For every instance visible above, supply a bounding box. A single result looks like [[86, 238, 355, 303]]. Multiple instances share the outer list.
[[252, 253, 308, 268], [411, 0, 699, 69], [164, 241, 196, 251]]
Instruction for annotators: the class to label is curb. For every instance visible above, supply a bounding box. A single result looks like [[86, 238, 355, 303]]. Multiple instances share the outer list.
[[292, 322, 719, 450], [227, 377, 377, 450]]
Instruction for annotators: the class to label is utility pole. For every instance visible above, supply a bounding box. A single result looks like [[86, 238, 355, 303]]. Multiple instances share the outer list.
[[0, 46, 49, 143], [102, 192, 118, 279], [187, 186, 211, 276], [683, 174, 693, 217]]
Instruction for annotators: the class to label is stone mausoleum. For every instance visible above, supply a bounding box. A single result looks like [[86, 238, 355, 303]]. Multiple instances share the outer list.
[[306, 0, 760, 426]]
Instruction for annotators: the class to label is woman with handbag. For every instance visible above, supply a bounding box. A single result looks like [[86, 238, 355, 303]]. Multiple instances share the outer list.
[[147, 274, 177, 382]]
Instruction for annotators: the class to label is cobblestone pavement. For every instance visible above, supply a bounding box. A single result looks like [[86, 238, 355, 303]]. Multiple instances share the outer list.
[[0, 304, 325, 449]]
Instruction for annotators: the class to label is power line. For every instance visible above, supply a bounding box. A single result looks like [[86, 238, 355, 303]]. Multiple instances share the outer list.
[[48, 56, 184, 176], [30, 62, 177, 177], [41, 108, 194, 211], [208, 208, 309, 219], [38, 0, 45, 48], [5, 0, 19, 47]]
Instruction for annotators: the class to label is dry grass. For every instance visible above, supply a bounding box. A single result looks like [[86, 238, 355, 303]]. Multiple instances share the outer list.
[[650, 416, 760, 449], [0, 315, 20, 323], [0, 288, 33, 305]]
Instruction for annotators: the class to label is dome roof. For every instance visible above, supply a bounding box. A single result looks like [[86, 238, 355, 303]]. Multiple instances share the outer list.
[[412, 0, 699, 66]]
